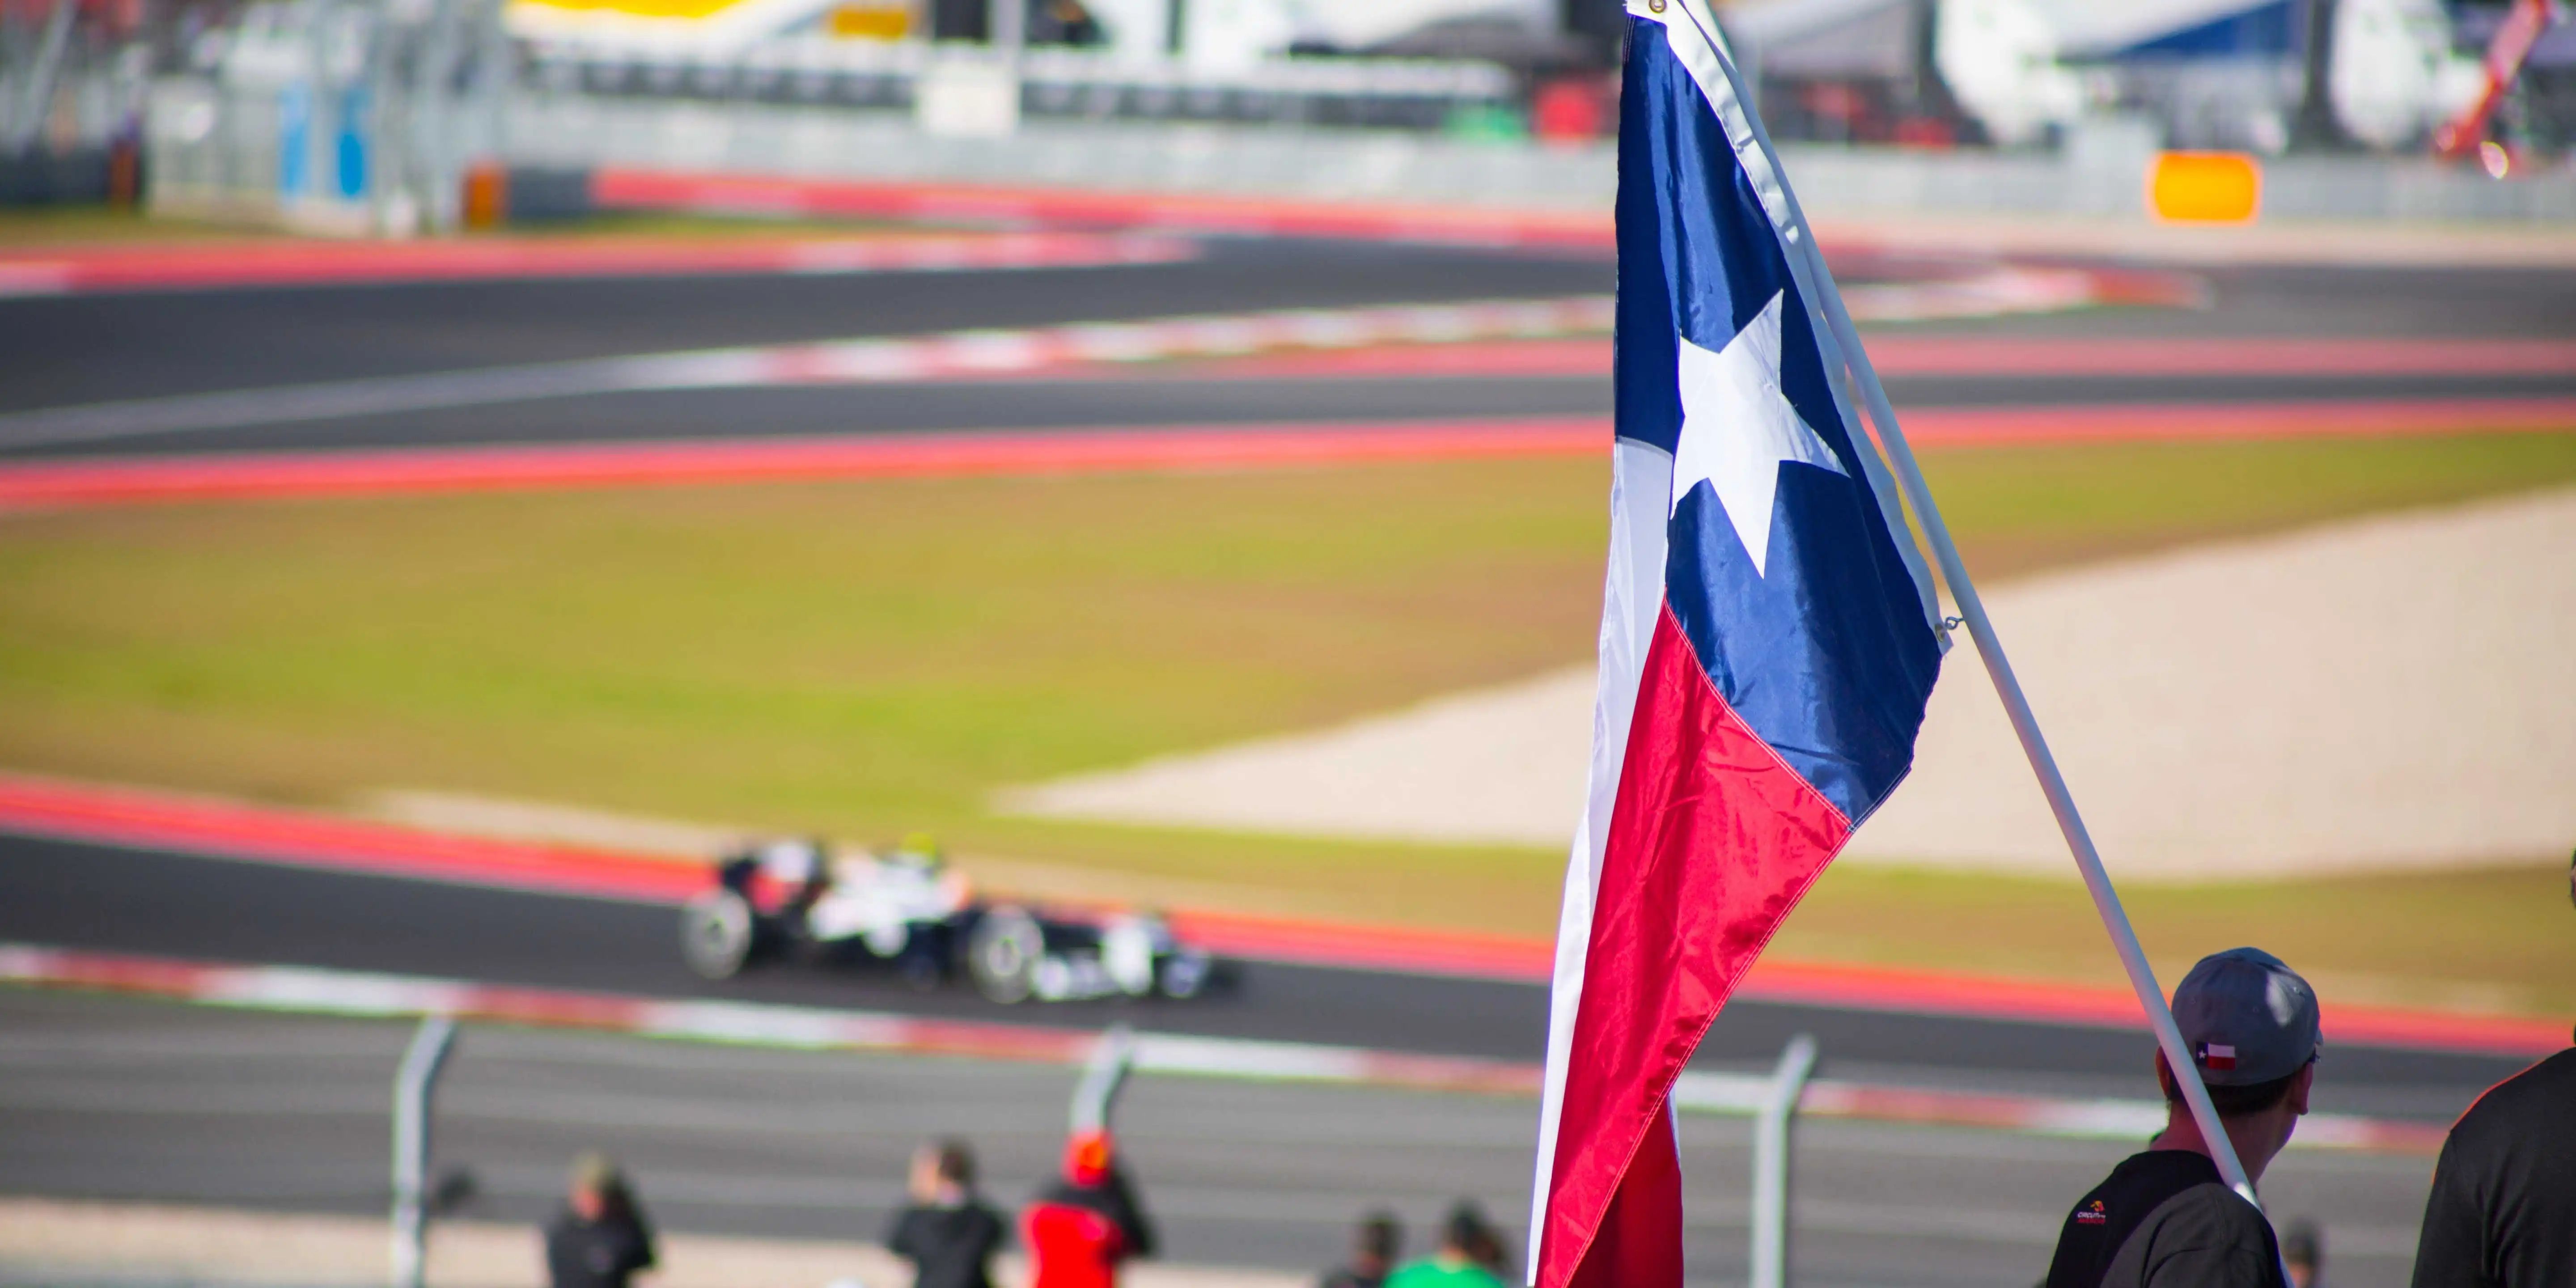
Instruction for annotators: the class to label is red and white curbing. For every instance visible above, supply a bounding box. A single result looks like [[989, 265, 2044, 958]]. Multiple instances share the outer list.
[[743, 297, 1623, 385], [0, 941, 2453, 1156], [6, 397, 2573, 514], [0, 270, 2183, 457], [0, 232, 1195, 299], [589, 170, 1619, 251], [0, 299, 1619, 456], [1839, 263, 2206, 323], [736, 264, 2170, 383], [0, 420, 1610, 510]]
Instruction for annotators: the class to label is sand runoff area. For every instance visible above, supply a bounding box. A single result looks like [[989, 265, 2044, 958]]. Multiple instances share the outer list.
[[1005, 488, 2576, 882]]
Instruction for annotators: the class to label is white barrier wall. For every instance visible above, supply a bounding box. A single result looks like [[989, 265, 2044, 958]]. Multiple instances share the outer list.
[[504, 89, 2576, 223], [145, 71, 2576, 226]]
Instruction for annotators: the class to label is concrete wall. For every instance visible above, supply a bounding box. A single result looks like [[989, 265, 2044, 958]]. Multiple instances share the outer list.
[[501, 91, 2576, 224], [143, 73, 2576, 227]]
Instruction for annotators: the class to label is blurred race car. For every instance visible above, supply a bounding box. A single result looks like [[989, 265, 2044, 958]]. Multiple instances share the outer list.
[[678, 835, 1232, 1004]]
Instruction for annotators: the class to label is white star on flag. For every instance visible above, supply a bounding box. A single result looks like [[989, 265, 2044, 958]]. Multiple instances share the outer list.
[[1668, 290, 1847, 576]]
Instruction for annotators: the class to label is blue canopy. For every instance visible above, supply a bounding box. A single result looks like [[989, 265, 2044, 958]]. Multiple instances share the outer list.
[[2049, 0, 2306, 61]]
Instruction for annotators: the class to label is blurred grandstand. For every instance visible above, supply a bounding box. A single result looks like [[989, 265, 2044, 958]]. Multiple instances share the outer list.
[[0, 0, 2568, 228]]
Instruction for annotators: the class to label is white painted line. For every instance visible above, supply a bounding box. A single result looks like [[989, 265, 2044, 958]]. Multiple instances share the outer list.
[[637, 999, 890, 1051], [1135, 1033, 1373, 1083], [1669, 1069, 1772, 1114], [199, 965, 472, 1018]]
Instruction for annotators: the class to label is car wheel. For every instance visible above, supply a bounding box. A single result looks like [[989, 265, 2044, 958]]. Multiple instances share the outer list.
[[1159, 950, 1212, 999], [681, 890, 757, 980], [968, 906, 1043, 1004]]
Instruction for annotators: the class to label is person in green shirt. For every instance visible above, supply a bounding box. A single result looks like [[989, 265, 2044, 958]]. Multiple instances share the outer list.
[[1385, 1203, 1510, 1288]]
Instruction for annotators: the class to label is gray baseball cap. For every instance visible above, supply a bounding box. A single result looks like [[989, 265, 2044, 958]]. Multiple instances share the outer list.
[[2171, 947, 2322, 1086]]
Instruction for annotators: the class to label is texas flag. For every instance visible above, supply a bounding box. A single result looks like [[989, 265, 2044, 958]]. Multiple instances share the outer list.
[[1525, 3, 1947, 1285]]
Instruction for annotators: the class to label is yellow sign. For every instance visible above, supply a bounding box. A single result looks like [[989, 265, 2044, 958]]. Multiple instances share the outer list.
[[510, 0, 743, 18], [828, 1, 910, 39], [2148, 151, 2262, 224]]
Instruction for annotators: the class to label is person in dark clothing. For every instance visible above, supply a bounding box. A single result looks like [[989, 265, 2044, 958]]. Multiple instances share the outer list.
[[887, 1140, 1008, 1288], [544, 1153, 657, 1288], [2408, 853, 2576, 1288], [1024, 1128, 1155, 1288], [2044, 948, 2321, 1288], [2411, 1046, 2576, 1288], [2281, 1220, 2323, 1288], [1457, 1204, 1512, 1284], [1385, 1204, 1508, 1288], [1027, 0, 1101, 44], [1320, 1211, 1401, 1288]]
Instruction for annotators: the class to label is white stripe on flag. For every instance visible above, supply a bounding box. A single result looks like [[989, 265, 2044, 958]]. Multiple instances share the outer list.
[[1526, 436, 1675, 1281]]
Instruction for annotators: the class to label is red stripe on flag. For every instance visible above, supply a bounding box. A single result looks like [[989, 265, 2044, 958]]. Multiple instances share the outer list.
[[1540, 606, 1854, 1288], [1569, 1106, 1686, 1288]]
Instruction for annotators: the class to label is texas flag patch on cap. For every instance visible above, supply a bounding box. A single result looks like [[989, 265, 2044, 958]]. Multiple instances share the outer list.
[[2196, 1042, 2238, 1072]]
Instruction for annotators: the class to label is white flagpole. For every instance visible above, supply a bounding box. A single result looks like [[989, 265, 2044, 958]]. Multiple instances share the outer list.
[[1688, 14, 2266, 1207], [1805, 276, 2261, 1208]]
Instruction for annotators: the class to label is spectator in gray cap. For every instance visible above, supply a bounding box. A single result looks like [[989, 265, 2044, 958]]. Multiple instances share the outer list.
[[2407, 851, 2576, 1288], [2042, 947, 2321, 1288]]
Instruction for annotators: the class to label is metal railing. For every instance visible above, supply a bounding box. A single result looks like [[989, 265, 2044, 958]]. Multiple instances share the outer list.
[[390, 1016, 458, 1288], [520, 37, 1518, 132], [377, 1009, 1827, 1288], [143, 0, 508, 233]]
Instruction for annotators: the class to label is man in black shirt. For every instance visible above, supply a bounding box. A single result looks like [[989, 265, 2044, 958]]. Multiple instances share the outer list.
[[544, 1154, 657, 1288], [2045, 948, 2322, 1288], [1320, 1211, 1401, 1288], [2408, 855, 2576, 1288], [888, 1140, 1008, 1288]]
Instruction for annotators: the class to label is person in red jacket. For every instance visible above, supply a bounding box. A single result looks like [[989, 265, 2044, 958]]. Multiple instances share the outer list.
[[1022, 1129, 1155, 1288]]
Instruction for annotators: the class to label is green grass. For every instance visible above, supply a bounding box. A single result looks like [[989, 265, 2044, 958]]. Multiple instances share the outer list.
[[1782, 861, 2576, 1018], [0, 464, 1609, 826], [0, 206, 278, 245], [1912, 429, 2576, 579], [2, 431, 2572, 1013]]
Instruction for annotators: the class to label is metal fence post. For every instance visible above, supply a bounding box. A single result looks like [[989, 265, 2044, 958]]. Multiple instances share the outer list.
[[392, 1014, 458, 1288], [6, 0, 77, 153], [1750, 1034, 1817, 1288], [1070, 1024, 1136, 1134]]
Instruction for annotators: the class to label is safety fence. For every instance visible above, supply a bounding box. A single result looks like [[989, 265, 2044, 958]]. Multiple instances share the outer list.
[[0, 939, 2455, 1288], [524, 38, 1518, 133], [144, 81, 2576, 237], [0, 941, 2452, 1156]]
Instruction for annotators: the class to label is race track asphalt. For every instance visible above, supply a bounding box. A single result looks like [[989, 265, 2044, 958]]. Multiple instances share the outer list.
[[15, 370, 2576, 462], [1, 239, 2571, 461], [0, 240, 1616, 415], [0, 235, 2563, 1286], [0, 832, 2529, 1124]]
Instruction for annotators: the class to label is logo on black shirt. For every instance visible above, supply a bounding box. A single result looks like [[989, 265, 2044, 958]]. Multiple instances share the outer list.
[[2075, 1200, 2107, 1226]]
